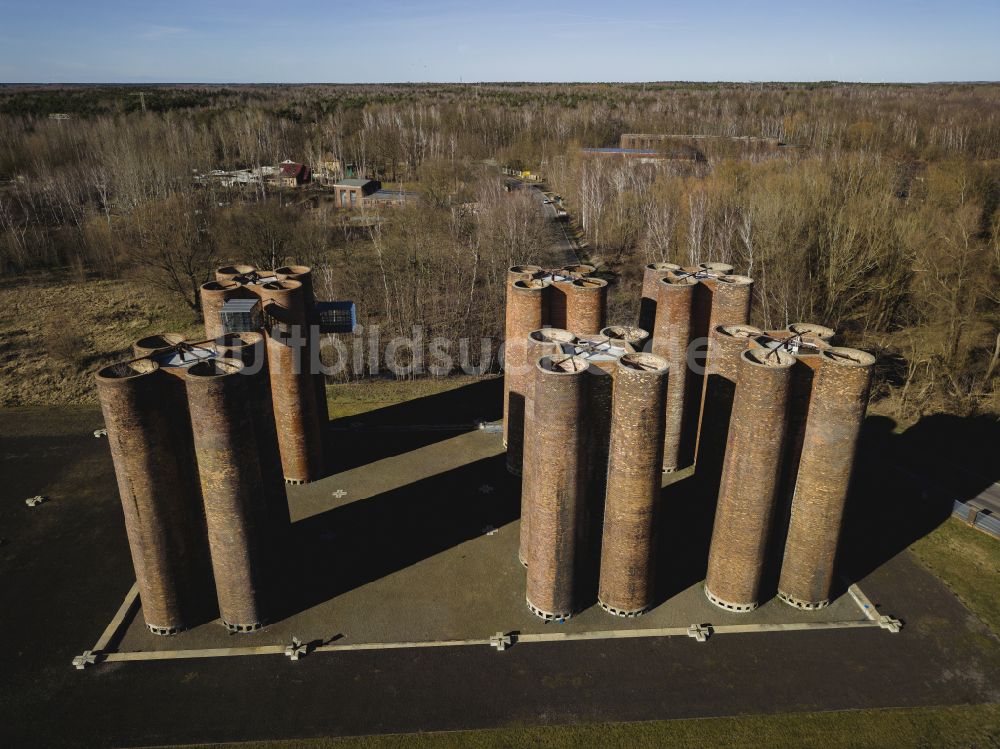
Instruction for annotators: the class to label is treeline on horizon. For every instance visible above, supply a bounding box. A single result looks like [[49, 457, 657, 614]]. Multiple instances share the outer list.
[[0, 82, 997, 417]]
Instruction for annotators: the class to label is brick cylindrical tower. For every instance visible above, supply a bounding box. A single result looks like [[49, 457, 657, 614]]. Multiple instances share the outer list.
[[695, 324, 763, 483], [749, 330, 834, 591], [547, 264, 595, 329], [506, 265, 543, 351], [213, 332, 291, 554], [503, 279, 548, 454], [95, 360, 214, 635], [580, 349, 618, 595], [565, 336, 638, 590], [638, 262, 681, 335], [519, 328, 576, 567], [699, 261, 735, 275], [788, 322, 836, 342], [694, 274, 754, 446], [258, 279, 324, 483], [275, 265, 315, 309], [274, 265, 329, 430], [525, 354, 590, 620], [778, 347, 875, 610], [566, 278, 608, 336], [765, 331, 833, 506], [601, 325, 649, 351], [704, 346, 795, 611], [707, 275, 754, 339], [598, 353, 669, 617], [132, 333, 186, 358], [215, 264, 257, 283], [651, 273, 698, 472], [508, 264, 543, 282], [184, 358, 271, 631], [690, 275, 716, 351], [200, 281, 243, 341]]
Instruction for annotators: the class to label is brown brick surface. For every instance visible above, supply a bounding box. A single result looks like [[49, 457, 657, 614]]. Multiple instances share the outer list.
[[519, 329, 576, 565], [566, 278, 608, 336], [598, 353, 669, 616], [199, 281, 242, 340], [704, 347, 794, 611], [651, 274, 698, 471], [778, 347, 875, 609], [213, 333, 291, 563], [706, 275, 753, 353], [547, 264, 594, 329], [275, 265, 315, 310], [695, 324, 763, 483], [184, 358, 272, 631], [638, 263, 681, 335], [525, 355, 590, 620], [95, 360, 215, 634], [503, 279, 548, 453], [257, 280, 324, 483]]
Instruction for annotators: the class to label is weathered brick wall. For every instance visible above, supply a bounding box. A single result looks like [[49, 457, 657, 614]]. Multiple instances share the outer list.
[[704, 346, 794, 611], [519, 328, 576, 566], [185, 358, 272, 631], [258, 280, 325, 483], [525, 354, 590, 620], [638, 263, 681, 335], [566, 278, 608, 337], [779, 347, 875, 609], [651, 273, 698, 471], [96, 360, 215, 634], [503, 278, 547, 458], [598, 353, 669, 616]]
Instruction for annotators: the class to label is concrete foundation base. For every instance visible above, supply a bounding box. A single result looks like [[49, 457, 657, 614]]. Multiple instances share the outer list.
[[778, 590, 830, 610], [146, 623, 184, 636], [527, 599, 574, 622], [704, 586, 758, 613], [598, 601, 650, 618], [224, 620, 266, 633]]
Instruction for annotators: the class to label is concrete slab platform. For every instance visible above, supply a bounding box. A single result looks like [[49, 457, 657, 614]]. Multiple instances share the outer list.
[[3, 402, 1000, 749], [111, 430, 870, 658]]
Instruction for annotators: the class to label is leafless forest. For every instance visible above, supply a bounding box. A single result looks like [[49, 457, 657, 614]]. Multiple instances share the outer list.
[[1, 82, 998, 416]]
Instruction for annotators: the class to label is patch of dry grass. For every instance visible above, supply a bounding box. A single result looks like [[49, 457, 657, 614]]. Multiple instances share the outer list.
[[0, 277, 201, 406], [147, 703, 1000, 749], [909, 516, 1000, 637], [324, 375, 497, 420]]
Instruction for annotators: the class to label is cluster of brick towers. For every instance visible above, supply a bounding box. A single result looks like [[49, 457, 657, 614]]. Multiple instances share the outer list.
[[505, 261, 873, 620], [96, 264, 327, 635]]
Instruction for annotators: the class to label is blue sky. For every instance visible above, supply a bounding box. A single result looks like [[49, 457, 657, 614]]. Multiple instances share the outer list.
[[0, 0, 997, 83]]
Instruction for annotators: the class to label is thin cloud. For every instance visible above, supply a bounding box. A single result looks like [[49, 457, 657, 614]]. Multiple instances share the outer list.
[[138, 25, 190, 40]]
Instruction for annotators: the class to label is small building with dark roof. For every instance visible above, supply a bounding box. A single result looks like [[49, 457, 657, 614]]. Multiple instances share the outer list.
[[332, 178, 380, 208]]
